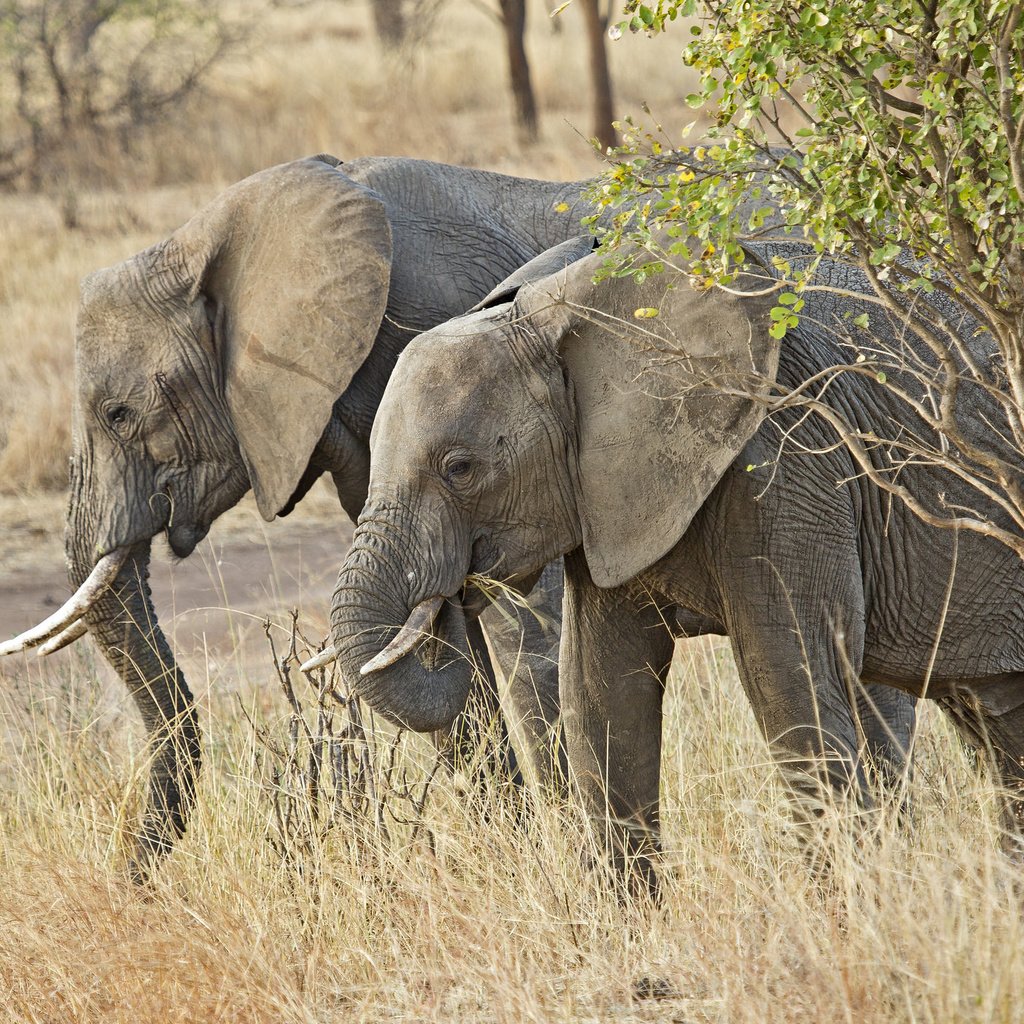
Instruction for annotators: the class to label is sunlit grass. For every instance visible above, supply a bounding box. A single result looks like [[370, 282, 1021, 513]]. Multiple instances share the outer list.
[[1, 611, 1022, 1023]]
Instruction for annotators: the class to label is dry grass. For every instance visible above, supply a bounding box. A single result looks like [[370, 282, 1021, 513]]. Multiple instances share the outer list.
[[1, 619, 1023, 1023]]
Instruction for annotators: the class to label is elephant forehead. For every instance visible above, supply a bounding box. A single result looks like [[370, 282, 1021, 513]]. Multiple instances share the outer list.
[[77, 270, 188, 364], [390, 325, 521, 414]]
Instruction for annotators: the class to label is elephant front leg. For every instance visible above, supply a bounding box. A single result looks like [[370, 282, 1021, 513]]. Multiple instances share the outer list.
[[436, 615, 523, 790], [854, 682, 917, 799], [723, 584, 875, 826], [560, 550, 675, 901], [479, 560, 566, 795]]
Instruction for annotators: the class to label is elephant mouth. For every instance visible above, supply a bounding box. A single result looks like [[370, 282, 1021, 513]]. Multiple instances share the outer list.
[[167, 521, 210, 559], [457, 539, 517, 619], [459, 580, 490, 620], [459, 539, 544, 621], [361, 563, 541, 679]]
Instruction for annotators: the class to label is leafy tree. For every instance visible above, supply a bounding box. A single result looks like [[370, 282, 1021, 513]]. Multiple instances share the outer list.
[[590, 1, 1024, 556]]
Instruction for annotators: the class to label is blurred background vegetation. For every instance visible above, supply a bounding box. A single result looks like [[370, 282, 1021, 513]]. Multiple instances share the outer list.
[[0, 0, 692, 493]]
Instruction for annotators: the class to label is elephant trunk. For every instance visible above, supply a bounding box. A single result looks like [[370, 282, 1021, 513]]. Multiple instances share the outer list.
[[66, 526, 200, 881], [330, 517, 473, 734]]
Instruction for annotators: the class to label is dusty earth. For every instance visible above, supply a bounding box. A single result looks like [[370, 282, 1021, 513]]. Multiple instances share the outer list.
[[0, 480, 354, 688]]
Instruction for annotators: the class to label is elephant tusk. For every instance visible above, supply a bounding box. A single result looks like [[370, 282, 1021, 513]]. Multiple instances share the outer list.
[[360, 595, 446, 676], [37, 619, 90, 657], [0, 548, 128, 657], [300, 644, 338, 673]]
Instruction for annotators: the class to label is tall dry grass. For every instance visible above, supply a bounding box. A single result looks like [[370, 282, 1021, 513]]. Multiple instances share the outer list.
[[1, 613, 1022, 1023]]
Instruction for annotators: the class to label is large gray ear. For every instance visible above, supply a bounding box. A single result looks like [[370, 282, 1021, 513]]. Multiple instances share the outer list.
[[168, 155, 392, 520], [516, 253, 778, 588], [468, 235, 596, 312]]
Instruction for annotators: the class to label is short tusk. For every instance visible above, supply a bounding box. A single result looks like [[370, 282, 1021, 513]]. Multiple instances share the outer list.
[[0, 548, 128, 657], [300, 644, 337, 673], [360, 595, 446, 676], [37, 619, 89, 657]]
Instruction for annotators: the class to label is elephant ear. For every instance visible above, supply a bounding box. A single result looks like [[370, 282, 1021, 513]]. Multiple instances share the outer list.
[[168, 155, 392, 520], [469, 235, 596, 312], [516, 253, 778, 588]]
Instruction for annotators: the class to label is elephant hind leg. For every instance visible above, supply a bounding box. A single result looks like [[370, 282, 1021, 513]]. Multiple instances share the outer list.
[[936, 686, 1024, 836], [851, 682, 917, 802]]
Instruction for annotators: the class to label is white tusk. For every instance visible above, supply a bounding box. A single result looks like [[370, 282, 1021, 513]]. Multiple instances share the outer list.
[[37, 619, 89, 657], [0, 548, 128, 657], [360, 595, 446, 676], [300, 644, 338, 673]]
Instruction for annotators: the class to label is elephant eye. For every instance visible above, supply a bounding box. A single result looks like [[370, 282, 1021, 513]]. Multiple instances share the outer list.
[[106, 404, 132, 430], [442, 455, 472, 485]]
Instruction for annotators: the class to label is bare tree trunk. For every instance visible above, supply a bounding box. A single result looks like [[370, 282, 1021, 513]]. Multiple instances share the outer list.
[[498, 0, 539, 142], [580, 0, 617, 151], [371, 0, 407, 49]]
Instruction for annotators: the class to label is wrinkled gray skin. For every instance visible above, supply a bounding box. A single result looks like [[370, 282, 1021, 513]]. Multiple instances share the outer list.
[[63, 155, 588, 878], [330, 241, 1024, 898]]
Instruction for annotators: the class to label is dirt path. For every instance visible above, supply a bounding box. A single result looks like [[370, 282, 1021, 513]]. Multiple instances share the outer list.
[[0, 484, 355, 684]]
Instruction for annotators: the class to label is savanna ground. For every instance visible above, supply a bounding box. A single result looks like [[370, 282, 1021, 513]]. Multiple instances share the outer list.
[[1, 3, 1023, 1021]]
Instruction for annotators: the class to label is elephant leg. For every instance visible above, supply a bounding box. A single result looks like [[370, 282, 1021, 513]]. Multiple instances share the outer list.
[[720, 559, 873, 824], [560, 550, 675, 901], [478, 560, 566, 795], [853, 683, 917, 799], [435, 616, 523, 790], [707, 456, 912, 821], [936, 683, 1024, 837]]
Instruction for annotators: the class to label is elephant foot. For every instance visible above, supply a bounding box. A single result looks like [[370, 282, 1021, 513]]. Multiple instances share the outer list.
[[632, 975, 678, 1000], [124, 813, 182, 886]]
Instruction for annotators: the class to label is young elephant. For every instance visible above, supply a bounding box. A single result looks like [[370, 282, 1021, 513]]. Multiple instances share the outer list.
[[329, 244, 1024, 895]]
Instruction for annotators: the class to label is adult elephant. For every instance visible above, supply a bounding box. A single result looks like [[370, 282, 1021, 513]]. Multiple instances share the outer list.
[[0, 155, 585, 878], [328, 240, 1020, 898]]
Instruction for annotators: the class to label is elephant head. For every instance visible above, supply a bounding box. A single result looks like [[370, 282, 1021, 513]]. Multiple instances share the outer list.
[[329, 245, 777, 733], [2, 155, 392, 875]]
